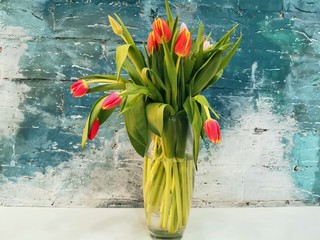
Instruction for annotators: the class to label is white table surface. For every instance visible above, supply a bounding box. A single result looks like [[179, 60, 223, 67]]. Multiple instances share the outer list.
[[0, 207, 319, 240]]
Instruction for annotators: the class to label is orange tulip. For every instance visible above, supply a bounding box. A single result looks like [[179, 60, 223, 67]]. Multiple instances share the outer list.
[[101, 92, 122, 110], [147, 31, 158, 54], [88, 118, 100, 140], [203, 118, 221, 144], [174, 29, 192, 57], [70, 79, 88, 97], [152, 18, 172, 43]]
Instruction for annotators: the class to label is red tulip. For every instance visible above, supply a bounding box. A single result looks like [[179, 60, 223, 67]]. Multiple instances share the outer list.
[[101, 92, 122, 110], [174, 29, 192, 57], [152, 18, 172, 44], [147, 31, 158, 54], [70, 79, 88, 97], [203, 118, 221, 144], [88, 118, 100, 140]]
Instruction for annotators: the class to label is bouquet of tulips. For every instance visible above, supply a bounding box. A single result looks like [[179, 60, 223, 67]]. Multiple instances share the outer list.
[[70, 0, 241, 236]]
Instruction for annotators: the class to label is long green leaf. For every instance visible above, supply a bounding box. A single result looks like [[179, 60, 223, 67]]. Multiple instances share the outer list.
[[122, 60, 144, 86], [114, 14, 135, 45], [193, 22, 204, 54], [114, 14, 146, 72], [219, 34, 242, 70], [203, 69, 223, 90], [146, 103, 174, 136], [192, 51, 222, 95], [82, 95, 108, 148], [183, 97, 202, 170], [116, 44, 131, 81], [142, 67, 167, 91], [123, 97, 148, 156], [165, 0, 174, 29], [87, 83, 126, 93], [215, 24, 239, 49], [162, 40, 177, 105], [193, 95, 220, 119]]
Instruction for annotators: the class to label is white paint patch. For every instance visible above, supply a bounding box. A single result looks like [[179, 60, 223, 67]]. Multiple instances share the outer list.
[[193, 96, 305, 206], [0, 128, 143, 207], [0, 26, 31, 138]]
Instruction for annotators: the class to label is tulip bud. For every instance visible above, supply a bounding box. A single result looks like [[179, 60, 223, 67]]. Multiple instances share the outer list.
[[174, 29, 192, 57], [203, 118, 221, 144], [108, 15, 123, 36], [203, 40, 212, 50], [88, 118, 100, 140], [70, 79, 89, 97], [101, 92, 122, 110], [152, 18, 172, 44]]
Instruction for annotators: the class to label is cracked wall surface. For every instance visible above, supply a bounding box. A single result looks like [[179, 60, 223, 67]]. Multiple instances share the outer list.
[[0, 0, 319, 207]]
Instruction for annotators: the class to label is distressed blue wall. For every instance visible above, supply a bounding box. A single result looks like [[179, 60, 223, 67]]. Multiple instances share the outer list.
[[0, 0, 319, 207]]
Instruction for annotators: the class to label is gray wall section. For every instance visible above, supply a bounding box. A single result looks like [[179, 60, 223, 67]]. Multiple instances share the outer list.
[[0, 0, 319, 207]]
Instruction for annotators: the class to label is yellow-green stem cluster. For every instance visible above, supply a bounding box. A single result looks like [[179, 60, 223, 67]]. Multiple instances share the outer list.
[[143, 136, 194, 234]]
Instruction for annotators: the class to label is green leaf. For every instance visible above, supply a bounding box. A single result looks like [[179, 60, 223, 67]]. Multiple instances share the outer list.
[[80, 74, 117, 80], [215, 24, 239, 49], [165, 0, 174, 29], [98, 108, 115, 125], [113, 14, 146, 72], [82, 116, 90, 149], [82, 95, 109, 149], [192, 51, 222, 95], [146, 103, 174, 136], [122, 60, 144, 86], [162, 40, 177, 104], [193, 22, 204, 54], [120, 93, 145, 114], [146, 80, 164, 102], [184, 58, 196, 83], [191, 100, 202, 169], [128, 45, 146, 73], [193, 95, 220, 119], [219, 34, 242, 70], [116, 44, 131, 81], [142, 67, 167, 91], [87, 83, 126, 93], [183, 97, 202, 170], [123, 97, 148, 156], [203, 69, 223, 90]]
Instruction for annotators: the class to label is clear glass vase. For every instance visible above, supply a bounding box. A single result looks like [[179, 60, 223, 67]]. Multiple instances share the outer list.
[[143, 115, 194, 239]]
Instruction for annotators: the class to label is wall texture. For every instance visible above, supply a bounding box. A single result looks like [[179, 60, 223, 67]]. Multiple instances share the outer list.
[[0, 0, 319, 207]]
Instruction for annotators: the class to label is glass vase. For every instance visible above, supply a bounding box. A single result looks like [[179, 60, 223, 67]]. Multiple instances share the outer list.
[[143, 115, 194, 239]]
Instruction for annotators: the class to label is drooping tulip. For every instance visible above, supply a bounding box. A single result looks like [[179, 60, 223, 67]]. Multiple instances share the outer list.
[[203, 118, 221, 144], [101, 92, 122, 110], [152, 18, 172, 43], [70, 79, 89, 97], [88, 118, 100, 140], [147, 31, 158, 54], [174, 28, 192, 57]]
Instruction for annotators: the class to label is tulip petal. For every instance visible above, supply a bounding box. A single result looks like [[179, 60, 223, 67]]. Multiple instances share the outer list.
[[88, 119, 100, 140], [70, 79, 89, 97], [102, 92, 122, 110], [204, 118, 221, 144]]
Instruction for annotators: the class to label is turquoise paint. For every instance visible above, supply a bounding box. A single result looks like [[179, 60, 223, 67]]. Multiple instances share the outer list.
[[0, 0, 320, 206]]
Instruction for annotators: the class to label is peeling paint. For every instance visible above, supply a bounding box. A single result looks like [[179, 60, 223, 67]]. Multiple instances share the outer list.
[[0, 0, 319, 207]]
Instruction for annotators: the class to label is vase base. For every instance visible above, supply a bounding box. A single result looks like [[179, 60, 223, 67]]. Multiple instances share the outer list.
[[149, 229, 184, 240]]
